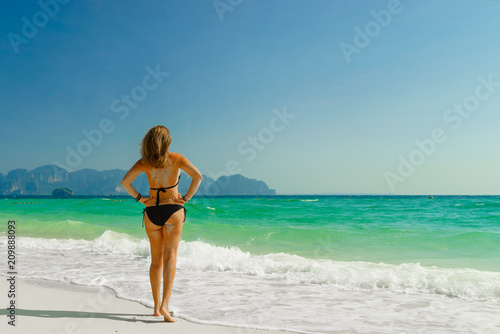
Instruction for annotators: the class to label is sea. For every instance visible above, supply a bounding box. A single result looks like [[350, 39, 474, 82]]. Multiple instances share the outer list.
[[1, 195, 499, 333]]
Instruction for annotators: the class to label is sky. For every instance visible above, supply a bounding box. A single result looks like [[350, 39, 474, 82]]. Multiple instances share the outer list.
[[1, 0, 499, 195]]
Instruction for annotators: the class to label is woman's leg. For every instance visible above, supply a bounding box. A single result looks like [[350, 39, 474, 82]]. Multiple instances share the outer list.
[[159, 208, 185, 322], [144, 214, 164, 316]]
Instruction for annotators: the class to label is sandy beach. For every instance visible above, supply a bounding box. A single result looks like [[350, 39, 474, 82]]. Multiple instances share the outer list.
[[0, 277, 293, 334]]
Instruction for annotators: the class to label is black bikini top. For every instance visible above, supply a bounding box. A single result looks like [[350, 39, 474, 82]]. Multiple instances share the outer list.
[[150, 173, 181, 206]]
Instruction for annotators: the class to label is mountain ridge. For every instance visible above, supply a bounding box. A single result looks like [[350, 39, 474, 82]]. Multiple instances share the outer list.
[[0, 165, 276, 196]]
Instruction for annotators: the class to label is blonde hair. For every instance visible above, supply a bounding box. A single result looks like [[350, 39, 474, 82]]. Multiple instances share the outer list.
[[140, 125, 172, 168]]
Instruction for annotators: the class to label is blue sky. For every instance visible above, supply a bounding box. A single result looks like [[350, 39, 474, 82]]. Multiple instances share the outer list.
[[1, 0, 499, 195]]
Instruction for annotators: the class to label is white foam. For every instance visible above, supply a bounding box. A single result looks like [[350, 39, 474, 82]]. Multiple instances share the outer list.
[[18, 230, 150, 257], [2, 234, 500, 334], [181, 242, 500, 302], [8, 234, 500, 302], [56, 219, 84, 225]]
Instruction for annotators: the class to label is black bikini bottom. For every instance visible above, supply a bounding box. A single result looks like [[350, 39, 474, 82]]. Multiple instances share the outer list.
[[143, 204, 186, 227]]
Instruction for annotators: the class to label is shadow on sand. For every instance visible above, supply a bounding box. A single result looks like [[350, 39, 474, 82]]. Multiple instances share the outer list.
[[0, 308, 161, 323]]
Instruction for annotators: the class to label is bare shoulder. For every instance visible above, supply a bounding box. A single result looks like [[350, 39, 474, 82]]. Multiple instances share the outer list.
[[168, 152, 185, 165], [133, 159, 152, 174], [135, 158, 147, 169]]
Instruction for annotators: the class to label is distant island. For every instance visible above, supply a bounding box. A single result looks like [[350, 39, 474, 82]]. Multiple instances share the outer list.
[[0, 165, 276, 196], [52, 187, 74, 198]]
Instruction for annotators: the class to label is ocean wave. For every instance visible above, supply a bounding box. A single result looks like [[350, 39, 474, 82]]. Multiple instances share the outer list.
[[57, 220, 84, 225], [6, 233, 500, 302], [178, 240, 500, 302], [17, 230, 150, 257]]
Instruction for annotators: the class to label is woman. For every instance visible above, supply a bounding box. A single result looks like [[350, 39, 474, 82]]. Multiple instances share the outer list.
[[121, 125, 202, 322]]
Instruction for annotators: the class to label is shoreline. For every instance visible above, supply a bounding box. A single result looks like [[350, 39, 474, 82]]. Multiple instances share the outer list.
[[0, 276, 294, 334]]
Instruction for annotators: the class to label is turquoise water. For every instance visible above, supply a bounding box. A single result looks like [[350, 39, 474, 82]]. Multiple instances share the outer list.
[[2, 195, 499, 272], [2, 195, 500, 333]]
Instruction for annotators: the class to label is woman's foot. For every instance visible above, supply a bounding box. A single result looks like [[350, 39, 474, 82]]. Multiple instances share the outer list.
[[159, 306, 175, 322], [154, 309, 161, 317]]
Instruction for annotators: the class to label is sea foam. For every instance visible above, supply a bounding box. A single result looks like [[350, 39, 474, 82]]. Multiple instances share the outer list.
[[4, 233, 500, 302], [17, 230, 150, 257]]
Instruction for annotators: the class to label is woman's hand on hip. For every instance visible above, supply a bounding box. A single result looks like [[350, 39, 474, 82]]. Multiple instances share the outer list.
[[139, 196, 153, 205], [173, 193, 187, 205]]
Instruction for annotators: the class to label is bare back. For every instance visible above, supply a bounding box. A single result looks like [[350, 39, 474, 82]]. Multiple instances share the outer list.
[[143, 152, 183, 207]]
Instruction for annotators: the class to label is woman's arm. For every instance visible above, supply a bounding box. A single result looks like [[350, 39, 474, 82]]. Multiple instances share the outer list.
[[178, 154, 203, 202], [121, 160, 151, 204]]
